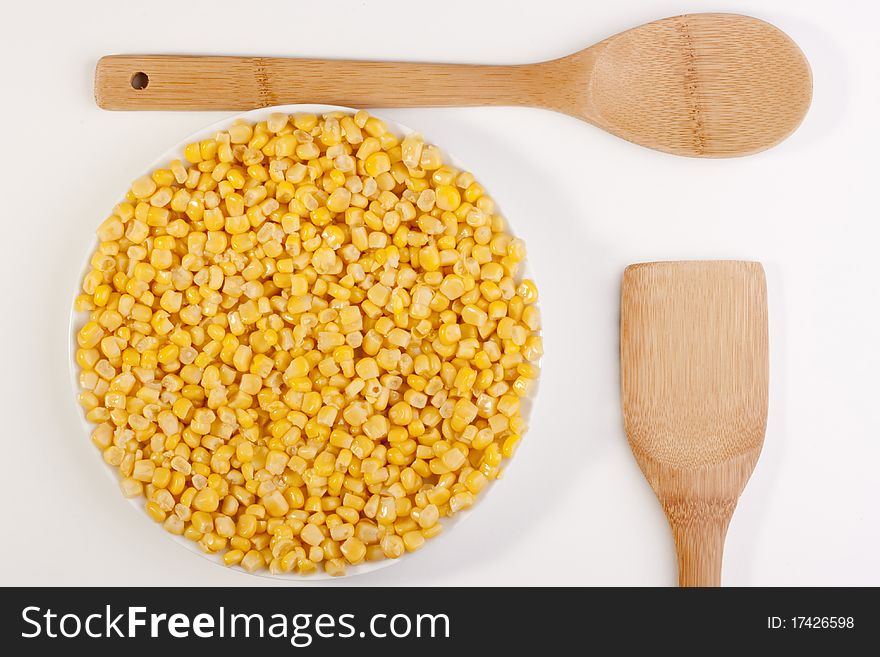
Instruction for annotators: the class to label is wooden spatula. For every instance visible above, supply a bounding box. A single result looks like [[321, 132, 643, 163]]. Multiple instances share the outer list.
[[94, 13, 812, 157], [620, 261, 768, 586]]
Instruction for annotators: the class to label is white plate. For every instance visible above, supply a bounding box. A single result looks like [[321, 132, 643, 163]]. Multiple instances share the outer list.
[[69, 104, 541, 580]]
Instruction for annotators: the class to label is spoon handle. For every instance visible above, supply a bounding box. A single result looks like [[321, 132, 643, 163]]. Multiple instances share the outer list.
[[95, 55, 555, 111], [665, 500, 734, 587]]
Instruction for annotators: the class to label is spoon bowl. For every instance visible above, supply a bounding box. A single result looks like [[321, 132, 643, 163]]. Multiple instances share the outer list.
[[569, 14, 813, 156]]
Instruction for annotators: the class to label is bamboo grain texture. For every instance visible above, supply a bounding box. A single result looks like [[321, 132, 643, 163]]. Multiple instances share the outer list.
[[621, 261, 768, 586], [95, 13, 812, 157]]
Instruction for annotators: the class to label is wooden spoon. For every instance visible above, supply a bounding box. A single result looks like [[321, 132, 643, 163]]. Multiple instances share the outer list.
[[620, 261, 768, 586], [94, 13, 812, 157]]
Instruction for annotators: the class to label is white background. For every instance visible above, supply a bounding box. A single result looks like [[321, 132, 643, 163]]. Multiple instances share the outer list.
[[1, 0, 877, 586]]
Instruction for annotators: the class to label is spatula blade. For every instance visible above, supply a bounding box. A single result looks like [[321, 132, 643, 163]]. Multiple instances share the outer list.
[[621, 260, 768, 467]]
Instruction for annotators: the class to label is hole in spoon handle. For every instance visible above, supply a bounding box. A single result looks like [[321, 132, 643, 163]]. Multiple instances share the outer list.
[[130, 72, 149, 90]]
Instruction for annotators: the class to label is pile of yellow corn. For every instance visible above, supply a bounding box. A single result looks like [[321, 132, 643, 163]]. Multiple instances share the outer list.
[[75, 110, 541, 576]]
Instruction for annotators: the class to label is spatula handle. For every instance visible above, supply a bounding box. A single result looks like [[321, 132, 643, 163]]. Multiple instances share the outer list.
[[668, 505, 733, 587], [94, 55, 552, 111]]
